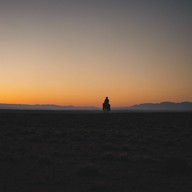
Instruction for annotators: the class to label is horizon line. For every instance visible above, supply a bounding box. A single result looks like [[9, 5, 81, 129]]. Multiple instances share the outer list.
[[0, 101, 192, 108]]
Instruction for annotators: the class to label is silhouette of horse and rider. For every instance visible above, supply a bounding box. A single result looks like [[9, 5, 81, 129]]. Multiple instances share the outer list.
[[103, 97, 111, 112]]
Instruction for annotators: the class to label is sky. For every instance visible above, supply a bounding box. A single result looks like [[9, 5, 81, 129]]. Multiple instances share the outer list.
[[0, 0, 192, 107]]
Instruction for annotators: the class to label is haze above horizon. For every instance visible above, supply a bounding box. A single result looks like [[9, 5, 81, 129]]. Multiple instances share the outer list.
[[1, 0, 191, 107]]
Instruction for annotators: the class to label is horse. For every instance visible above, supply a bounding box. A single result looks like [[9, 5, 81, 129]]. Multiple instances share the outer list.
[[103, 102, 110, 112]]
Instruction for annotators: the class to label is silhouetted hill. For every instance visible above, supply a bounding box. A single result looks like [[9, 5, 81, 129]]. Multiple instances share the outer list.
[[0, 103, 97, 111], [128, 102, 192, 111]]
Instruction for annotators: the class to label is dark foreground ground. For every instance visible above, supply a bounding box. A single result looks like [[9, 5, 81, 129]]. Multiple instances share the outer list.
[[0, 110, 192, 192]]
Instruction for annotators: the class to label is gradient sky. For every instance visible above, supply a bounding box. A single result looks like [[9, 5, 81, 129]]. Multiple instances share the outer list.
[[0, 0, 192, 107]]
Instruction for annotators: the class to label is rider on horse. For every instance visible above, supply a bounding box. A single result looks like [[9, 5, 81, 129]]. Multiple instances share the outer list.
[[103, 97, 111, 111]]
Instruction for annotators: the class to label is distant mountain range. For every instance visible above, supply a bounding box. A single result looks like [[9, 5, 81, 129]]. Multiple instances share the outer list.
[[0, 102, 192, 111], [127, 102, 192, 111], [0, 104, 97, 111]]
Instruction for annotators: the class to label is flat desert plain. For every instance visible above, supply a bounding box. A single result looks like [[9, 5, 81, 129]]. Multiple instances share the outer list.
[[0, 110, 192, 192]]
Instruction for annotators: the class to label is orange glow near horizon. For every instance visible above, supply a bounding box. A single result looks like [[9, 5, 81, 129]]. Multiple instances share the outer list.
[[1, 82, 191, 107]]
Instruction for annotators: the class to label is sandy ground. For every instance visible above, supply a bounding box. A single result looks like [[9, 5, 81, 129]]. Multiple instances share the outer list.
[[0, 110, 192, 192]]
